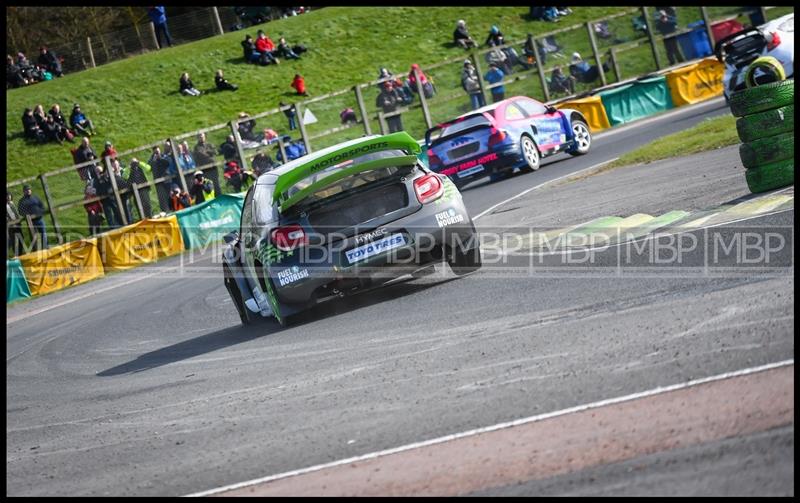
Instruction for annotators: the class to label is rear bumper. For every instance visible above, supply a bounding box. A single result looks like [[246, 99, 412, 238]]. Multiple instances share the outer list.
[[437, 145, 523, 183]]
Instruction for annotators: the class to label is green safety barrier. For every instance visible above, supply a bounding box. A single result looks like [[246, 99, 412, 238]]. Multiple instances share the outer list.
[[599, 75, 674, 126], [174, 193, 245, 249], [7, 258, 32, 303]]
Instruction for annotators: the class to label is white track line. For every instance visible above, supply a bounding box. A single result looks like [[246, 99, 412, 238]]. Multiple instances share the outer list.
[[186, 358, 793, 497], [474, 158, 619, 221]]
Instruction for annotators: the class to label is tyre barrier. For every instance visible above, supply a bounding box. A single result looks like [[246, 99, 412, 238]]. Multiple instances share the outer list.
[[729, 79, 794, 118], [735, 104, 794, 143], [731, 56, 794, 194], [739, 131, 795, 169], [744, 56, 787, 89], [745, 158, 795, 194]]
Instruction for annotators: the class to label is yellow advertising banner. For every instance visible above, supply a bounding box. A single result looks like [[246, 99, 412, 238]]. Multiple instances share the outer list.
[[98, 215, 185, 271], [665, 57, 725, 107], [557, 95, 611, 132], [17, 238, 104, 296]]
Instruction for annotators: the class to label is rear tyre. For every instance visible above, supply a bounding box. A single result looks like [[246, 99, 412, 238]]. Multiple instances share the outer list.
[[744, 158, 795, 194], [729, 80, 794, 117], [519, 134, 540, 173], [567, 119, 592, 156], [223, 263, 252, 326], [448, 233, 482, 276]]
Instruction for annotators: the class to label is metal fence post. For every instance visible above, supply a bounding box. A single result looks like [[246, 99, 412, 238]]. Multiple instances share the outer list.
[[531, 38, 550, 103], [354, 85, 372, 136], [586, 21, 607, 87], [212, 7, 225, 36], [38, 174, 62, 245], [106, 156, 129, 226], [149, 22, 159, 49], [228, 122, 249, 172], [295, 103, 312, 154], [699, 7, 716, 48], [641, 7, 662, 70], [470, 52, 489, 109], [413, 68, 433, 130], [86, 37, 96, 68]]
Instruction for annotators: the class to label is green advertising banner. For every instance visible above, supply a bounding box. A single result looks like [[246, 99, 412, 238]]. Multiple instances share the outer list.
[[7, 259, 32, 303], [599, 75, 674, 127], [174, 194, 245, 250]]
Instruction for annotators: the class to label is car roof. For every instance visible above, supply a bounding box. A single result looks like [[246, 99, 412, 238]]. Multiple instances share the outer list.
[[760, 12, 793, 33], [454, 96, 540, 120]]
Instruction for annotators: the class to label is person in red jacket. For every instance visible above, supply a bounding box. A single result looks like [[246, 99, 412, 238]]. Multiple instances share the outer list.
[[291, 74, 308, 96], [255, 30, 278, 65]]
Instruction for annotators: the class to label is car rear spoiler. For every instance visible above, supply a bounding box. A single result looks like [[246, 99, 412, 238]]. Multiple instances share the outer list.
[[272, 131, 421, 205], [714, 27, 763, 63]]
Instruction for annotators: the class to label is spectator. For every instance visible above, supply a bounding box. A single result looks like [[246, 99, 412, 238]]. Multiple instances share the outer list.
[[251, 152, 276, 176], [483, 62, 506, 103], [522, 34, 546, 66], [49, 104, 71, 135], [378, 67, 413, 104], [485, 41, 513, 75], [42, 114, 66, 144], [16, 52, 42, 83], [7, 192, 24, 257], [255, 31, 279, 65], [219, 134, 240, 162], [169, 184, 191, 211], [461, 60, 485, 110], [111, 158, 134, 224], [127, 157, 153, 219], [149, 145, 173, 213], [275, 139, 307, 163], [223, 161, 249, 192], [485, 25, 505, 47], [70, 103, 95, 137], [237, 112, 260, 142], [91, 165, 122, 228], [193, 132, 222, 196], [549, 65, 576, 95], [276, 37, 301, 59], [241, 34, 261, 64], [291, 73, 308, 96], [83, 184, 104, 236], [7, 55, 27, 88], [37, 46, 62, 77], [179, 72, 201, 96], [75, 136, 98, 165], [148, 6, 173, 49], [22, 108, 46, 143], [189, 170, 215, 205], [376, 81, 402, 133], [453, 20, 477, 50], [280, 102, 297, 130], [407, 64, 435, 99], [176, 141, 197, 188], [655, 8, 684, 66], [215, 69, 238, 91], [17, 184, 47, 249], [101, 140, 118, 163], [340, 107, 357, 125], [569, 52, 610, 84]]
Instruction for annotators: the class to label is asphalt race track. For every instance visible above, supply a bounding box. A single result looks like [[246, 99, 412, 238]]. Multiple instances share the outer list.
[[6, 97, 794, 496]]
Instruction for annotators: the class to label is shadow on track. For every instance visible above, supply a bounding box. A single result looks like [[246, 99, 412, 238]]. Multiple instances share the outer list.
[[96, 274, 460, 377]]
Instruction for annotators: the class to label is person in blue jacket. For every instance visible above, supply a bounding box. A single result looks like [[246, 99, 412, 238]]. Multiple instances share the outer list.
[[148, 6, 172, 49], [483, 62, 506, 103]]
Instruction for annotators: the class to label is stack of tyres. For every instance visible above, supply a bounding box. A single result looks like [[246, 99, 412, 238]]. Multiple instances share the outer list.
[[729, 58, 794, 194]]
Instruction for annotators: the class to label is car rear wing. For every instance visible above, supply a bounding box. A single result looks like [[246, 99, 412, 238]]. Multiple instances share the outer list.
[[273, 131, 421, 212]]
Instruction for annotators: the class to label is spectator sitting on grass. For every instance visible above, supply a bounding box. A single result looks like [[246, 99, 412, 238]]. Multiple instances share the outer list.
[[37, 46, 62, 77], [215, 69, 238, 91], [241, 34, 261, 64], [276, 37, 301, 59], [291, 73, 308, 96], [179, 72, 201, 96], [485, 25, 505, 47], [485, 40, 512, 75], [49, 104, 70, 133], [7, 55, 27, 88], [549, 65, 576, 95], [42, 114, 67, 144], [22, 108, 46, 143], [70, 103, 95, 136], [569, 52, 609, 84], [16, 52, 42, 83], [453, 20, 477, 50], [237, 112, 260, 142], [255, 31, 279, 65]]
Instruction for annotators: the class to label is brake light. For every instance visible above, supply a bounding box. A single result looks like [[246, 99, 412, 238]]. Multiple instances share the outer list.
[[427, 149, 442, 170], [270, 224, 308, 251], [413, 174, 444, 204], [766, 31, 781, 50], [488, 128, 508, 148]]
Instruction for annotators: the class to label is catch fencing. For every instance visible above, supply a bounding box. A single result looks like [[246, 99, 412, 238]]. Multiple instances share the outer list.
[[6, 6, 780, 254]]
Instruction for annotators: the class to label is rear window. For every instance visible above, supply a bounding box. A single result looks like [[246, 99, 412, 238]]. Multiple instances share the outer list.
[[430, 115, 493, 144]]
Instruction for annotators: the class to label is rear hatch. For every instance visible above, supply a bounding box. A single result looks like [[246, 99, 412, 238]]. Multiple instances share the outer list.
[[425, 114, 496, 176], [715, 28, 767, 70]]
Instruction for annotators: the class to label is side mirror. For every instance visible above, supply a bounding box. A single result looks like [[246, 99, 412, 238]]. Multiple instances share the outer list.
[[546, 105, 558, 114]]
